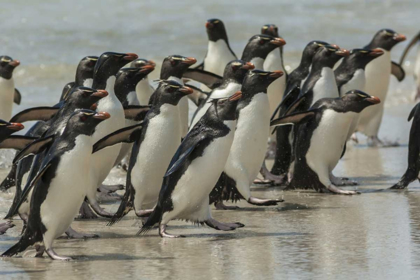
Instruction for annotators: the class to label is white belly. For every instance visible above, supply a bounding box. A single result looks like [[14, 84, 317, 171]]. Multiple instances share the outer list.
[[204, 40, 236, 76], [250, 57, 264, 70], [131, 104, 181, 209], [264, 49, 286, 117], [135, 78, 153, 105], [127, 91, 139, 106], [224, 94, 270, 198], [40, 135, 92, 239], [311, 68, 339, 106], [0, 77, 15, 120]]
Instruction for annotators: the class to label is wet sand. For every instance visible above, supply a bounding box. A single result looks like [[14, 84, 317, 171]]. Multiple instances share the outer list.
[[0, 102, 419, 279]]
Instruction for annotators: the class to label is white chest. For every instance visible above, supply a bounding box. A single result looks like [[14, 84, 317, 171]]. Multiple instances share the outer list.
[[364, 49, 391, 99], [127, 91, 139, 106], [264, 49, 287, 114], [250, 57, 265, 70], [0, 77, 15, 120], [311, 67, 339, 106], [135, 78, 153, 105], [204, 40, 236, 76], [340, 69, 366, 95]]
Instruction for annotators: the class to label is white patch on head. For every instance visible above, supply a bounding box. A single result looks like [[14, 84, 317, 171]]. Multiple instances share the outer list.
[[311, 67, 339, 106], [0, 77, 15, 120], [204, 40, 237, 76]]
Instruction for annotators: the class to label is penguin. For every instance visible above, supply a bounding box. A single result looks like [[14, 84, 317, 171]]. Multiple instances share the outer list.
[[196, 18, 237, 76], [391, 102, 420, 189], [356, 29, 406, 146], [139, 91, 244, 238], [1, 110, 110, 260], [189, 60, 254, 128], [241, 34, 286, 70], [99, 81, 193, 223], [0, 55, 21, 121], [130, 58, 156, 105], [270, 41, 330, 181], [59, 56, 98, 101], [209, 69, 285, 208], [277, 90, 381, 195], [399, 31, 420, 101]]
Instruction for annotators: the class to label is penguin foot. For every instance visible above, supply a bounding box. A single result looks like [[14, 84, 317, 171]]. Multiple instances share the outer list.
[[135, 209, 154, 217], [214, 202, 240, 210], [64, 227, 99, 239], [330, 175, 358, 186], [367, 136, 399, 147], [205, 218, 244, 231], [89, 201, 114, 218], [159, 224, 185, 238], [35, 245, 45, 258], [0, 221, 15, 235], [77, 201, 98, 219], [99, 184, 124, 193], [46, 248, 72, 261], [259, 162, 287, 185], [248, 197, 284, 206], [265, 140, 277, 159], [326, 185, 360, 195]]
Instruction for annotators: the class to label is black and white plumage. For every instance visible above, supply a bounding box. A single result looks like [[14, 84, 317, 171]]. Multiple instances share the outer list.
[[241, 34, 286, 70], [0, 56, 21, 120], [130, 58, 156, 105]]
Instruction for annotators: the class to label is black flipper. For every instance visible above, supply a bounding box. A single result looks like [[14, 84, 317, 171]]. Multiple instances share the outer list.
[[399, 31, 420, 65], [185, 84, 210, 107], [391, 61, 405, 82], [124, 105, 150, 121], [60, 82, 75, 101], [14, 89, 21, 105], [270, 85, 300, 121], [13, 135, 54, 164], [183, 69, 223, 89], [92, 123, 143, 154], [270, 111, 316, 127], [0, 136, 37, 150], [284, 94, 308, 116], [0, 164, 17, 191], [10, 107, 60, 123], [408, 103, 420, 122]]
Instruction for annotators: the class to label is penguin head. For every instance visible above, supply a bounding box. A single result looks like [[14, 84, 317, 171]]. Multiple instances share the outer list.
[[368, 29, 406, 51], [67, 109, 110, 136], [65, 87, 108, 110], [209, 91, 242, 121], [342, 90, 381, 112], [115, 67, 155, 104], [0, 56, 20, 80], [160, 55, 197, 79], [343, 48, 384, 70], [261, 24, 279, 37], [301, 41, 329, 64], [76, 56, 98, 82], [223, 60, 255, 83], [242, 70, 284, 95], [131, 58, 156, 78], [206, 19, 229, 42], [312, 45, 349, 68], [242, 35, 286, 63], [156, 80, 193, 106], [0, 120, 24, 141], [93, 52, 138, 84]]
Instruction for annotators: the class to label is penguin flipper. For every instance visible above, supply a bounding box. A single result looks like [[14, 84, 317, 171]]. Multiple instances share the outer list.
[[14, 89, 22, 105], [185, 84, 210, 106], [270, 110, 316, 127], [271, 85, 301, 121], [60, 82, 75, 101], [183, 69, 223, 89], [400, 31, 420, 65], [124, 105, 150, 121], [93, 123, 143, 154], [10, 107, 60, 123], [391, 61, 405, 82], [408, 103, 420, 122], [0, 136, 37, 150], [13, 135, 54, 164]]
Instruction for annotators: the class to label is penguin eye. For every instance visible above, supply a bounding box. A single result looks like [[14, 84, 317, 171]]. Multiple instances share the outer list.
[[80, 115, 87, 122], [259, 40, 266, 45]]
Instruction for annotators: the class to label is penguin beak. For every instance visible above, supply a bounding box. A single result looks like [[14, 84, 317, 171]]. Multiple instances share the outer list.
[[228, 91, 242, 101], [369, 49, 384, 57], [331, 44, 340, 49], [90, 103, 98, 110], [366, 96, 381, 104], [147, 60, 156, 67], [242, 62, 255, 70], [205, 22, 214, 29], [93, 112, 111, 120], [393, 34, 406, 42], [179, 86, 193, 95], [91, 90, 108, 98], [182, 57, 197, 65], [140, 64, 155, 73], [335, 49, 350, 57], [270, 37, 286, 46], [7, 123, 24, 131], [123, 53, 139, 61], [270, 70, 284, 78], [9, 60, 20, 67]]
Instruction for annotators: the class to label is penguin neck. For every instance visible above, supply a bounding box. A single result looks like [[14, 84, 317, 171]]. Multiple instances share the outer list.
[[263, 48, 285, 72], [135, 77, 152, 105], [335, 59, 360, 80], [75, 72, 93, 87], [115, 81, 136, 105], [96, 76, 119, 106], [296, 53, 313, 76], [248, 57, 265, 69]]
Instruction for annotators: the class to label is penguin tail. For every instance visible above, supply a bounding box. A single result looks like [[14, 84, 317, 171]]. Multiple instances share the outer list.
[[137, 205, 162, 235], [1, 234, 33, 257], [107, 184, 135, 226]]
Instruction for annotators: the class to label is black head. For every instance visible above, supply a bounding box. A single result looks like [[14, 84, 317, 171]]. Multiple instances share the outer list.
[[300, 41, 330, 64], [92, 52, 138, 89], [341, 48, 384, 70], [206, 19, 229, 42], [222, 60, 255, 83], [312, 45, 349, 69], [65, 86, 108, 110], [209, 91, 242, 121], [0, 120, 24, 142], [341, 90, 381, 113], [155, 80, 193, 106], [115, 67, 155, 104], [241, 34, 286, 64], [261, 24, 280, 37], [65, 109, 110, 136], [75, 56, 98, 85], [130, 58, 156, 77], [160, 55, 197, 80], [0, 56, 20, 80], [241, 70, 284, 96], [367, 29, 406, 51]]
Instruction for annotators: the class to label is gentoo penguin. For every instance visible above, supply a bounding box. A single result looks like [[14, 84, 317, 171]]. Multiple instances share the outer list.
[[103, 81, 193, 223], [85, 52, 138, 217], [130, 58, 156, 105], [399, 31, 420, 101], [59, 56, 98, 101], [196, 18, 237, 76], [209, 70, 285, 207], [189, 60, 255, 128], [2, 110, 110, 260], [0, 56, 21, 120], [271, 41, 329, 179], [139, 91, 244, 238], [278, 90, 380, 195], [356, 29, 406, 146], [391, 102, 420, 189]]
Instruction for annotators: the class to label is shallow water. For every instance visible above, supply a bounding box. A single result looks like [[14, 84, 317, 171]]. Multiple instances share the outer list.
[[1, 0, 420, 279]]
